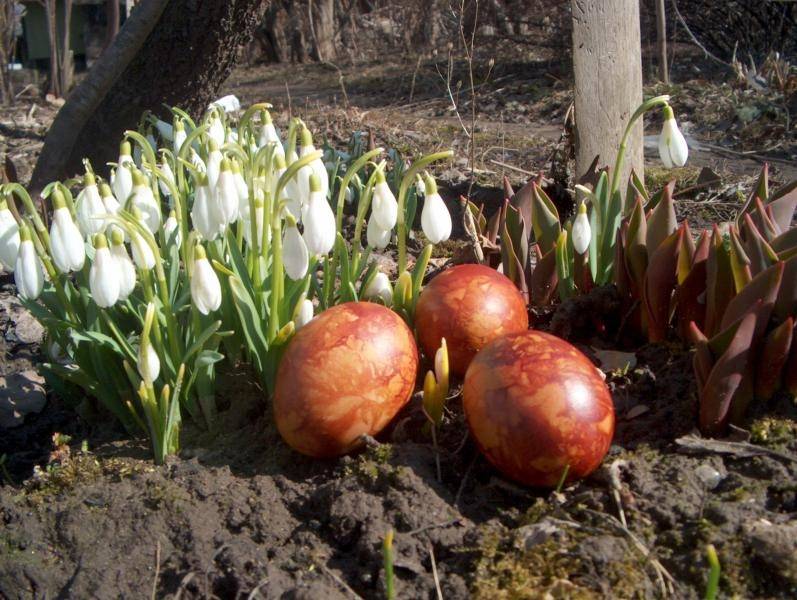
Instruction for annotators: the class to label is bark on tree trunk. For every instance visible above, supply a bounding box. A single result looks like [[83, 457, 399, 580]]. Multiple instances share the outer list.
[[571, 0, 644, 190], [310, 0, 336, 62], [30, 0, 268, 192]]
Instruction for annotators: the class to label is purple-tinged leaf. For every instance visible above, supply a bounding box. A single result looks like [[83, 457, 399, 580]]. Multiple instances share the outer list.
[[643, 227, 683, 342], [720, 260, 783, 341], [705, 226, 735, 337], [530, 245, 558, 306], [741, 214, 778, 276], [646, 180, 677, 255], [754, 316, 793, 401]]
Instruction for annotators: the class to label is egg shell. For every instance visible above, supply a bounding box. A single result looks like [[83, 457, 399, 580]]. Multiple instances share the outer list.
[[463, 330, 615, 487], [415, 264, 529, 377], [274, 302, 419, 458]]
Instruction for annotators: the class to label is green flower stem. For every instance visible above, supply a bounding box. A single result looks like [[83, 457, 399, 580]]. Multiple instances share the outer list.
[[334, 148, 383, 232], [608, 95, 671, 199], [176, 124, 209, 192], [351, 162, 384, 274], [274, 150, 323, 204], [5, 183, 51, 251], [268, 217, 284, 343], [397, 150, 454, 273], [24, 221, 80, 323], [151, 164, 189, 270], [238, 102, 272, 139]]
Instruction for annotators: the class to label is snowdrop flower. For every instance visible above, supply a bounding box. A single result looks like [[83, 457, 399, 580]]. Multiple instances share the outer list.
[[284, 166, 306, 222], [231, 159, 249, 213], [297, 125, 329, 203], [293, 297, 314, 329], [89, 234, 120, 308], [189, 148, 206, 173], [0, 198, 21, 271], [153, 118, 173, 142], [420, 175, 451, 244], [173, 120, 187, 154], [658, 105, 688, 168], [139, 343, 160, 384], [209, 94, 240, 114], [283, 218, 309, 280], [207, 111, 226, 148], [215, 158, 240, 227], [130, 170, 161, 232], [190, 244, 222, 315], [109, 227, 136, 300], [191, 174, 221, 241], [302, 174, 336, 256], [75, 172, 107, 236], [258, 110, 283, 155], [130, 209, 156, 270], [164, 210, 180, 245], [99, 183, 121, 220], [14, 225, 44, 300], [362, 272, 392, 305], [158, 156, 175, 198], [112, 141, 134, 203], [371, 171, 398, 230], [571, 202, 591, 255], [206, 139, 223, 190], [367, 214, 391, 249], [49, 189, 85, 273]]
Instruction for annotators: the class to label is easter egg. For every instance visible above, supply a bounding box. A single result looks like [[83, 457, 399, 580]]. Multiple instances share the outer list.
[[415, 264, 528, 376], [463, 330, 615, 487], [274, 302, 418, 458]]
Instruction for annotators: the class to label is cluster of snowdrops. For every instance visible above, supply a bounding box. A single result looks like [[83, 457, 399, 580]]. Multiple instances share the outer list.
[[0, 96, 692, 488]]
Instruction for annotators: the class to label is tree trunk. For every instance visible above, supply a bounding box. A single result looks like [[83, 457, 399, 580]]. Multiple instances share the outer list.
[[30, 0, 268, 192], [655, 0, 668, 83], [571, 0, 644, 190], [309, 0, 336, 62]]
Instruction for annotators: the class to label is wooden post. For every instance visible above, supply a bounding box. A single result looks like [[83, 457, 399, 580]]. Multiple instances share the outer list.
[[655, 0, 668, 83], [571, 0, 644, 189]]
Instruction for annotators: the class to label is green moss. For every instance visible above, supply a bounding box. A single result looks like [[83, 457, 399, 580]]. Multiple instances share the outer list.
[[749, 417, 797, 448]]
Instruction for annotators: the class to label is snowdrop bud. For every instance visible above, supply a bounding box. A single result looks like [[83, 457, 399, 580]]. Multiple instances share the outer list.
[[0, 198, 20, 271], [293, 296, 314, 329], [371, 171, 398, 230], [206, 139, 223, 189], [344, 185, 354, 204], [215, 158, 239, 227], [367, 214, 391, 249], [362, 272, 393, 305], [158, 156, 175, 197], [420, 175, 451, 244], [49, 189, 85, 273], [130, 170, 161, 232], [75, 172, 107, 236], [658, 105, 688, 168], [138, 304, 160, 384], [302, 174, 336, 256], [173, 119, 187, 154], [191, 174, 220, 241], [164, 210, 180, 245], [208, 111, 226, 147], [258, 110, 282, 152], [89, 234, 120, 308], [110, 227, 136, 300], [99, 182, 121, 220], [112, 141, 134, 203], [571, 202, 591, 255], [283, 217, 309, 280], [14, 225, 44, 299], [190, 244, 222, 315]]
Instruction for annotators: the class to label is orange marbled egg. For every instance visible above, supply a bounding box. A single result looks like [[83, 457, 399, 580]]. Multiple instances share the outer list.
[[415, 264, 528, 376], [463, 330, 615, 487], [274, 302, 418, 458]]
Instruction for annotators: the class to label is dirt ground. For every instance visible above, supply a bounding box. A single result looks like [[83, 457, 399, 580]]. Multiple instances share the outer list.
[[1, 55, 797, 599]]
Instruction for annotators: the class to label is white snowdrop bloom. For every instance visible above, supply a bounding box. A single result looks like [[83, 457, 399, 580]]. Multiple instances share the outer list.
[[49, 192, 85, 273], [14, 226, 44, 300], [206, 139, 223, 190], [302, 174, 336, 256], [130, 228, 156, 271], [163, 210, 180, 246], [362, 272, 392, 305], [190, 245, 222, 315], [371, 174, 398, 230], [207, 112, 226, 147], [420, 176, 451, 244], [0, 199, 20, 271], [173, 120, 187, 154], [571, 203, 591, 255], [89, 234, 120, 308], [191, 175, 221, 241], [130, 170, 161, 233], [75, 172, 107, 236], [112, 142, 134, 203], [297, 125, 329, 203], [158, 157, 175, 198], [282, 221, 309, 281], [658, 105, 689, 168], [109, 227, 136, 301], [215, 158, 240, 227], [293, 298, 314, 329], [209, 94, 241, 113], [231, 159, 249, 214], [367, 214, 391, 250]]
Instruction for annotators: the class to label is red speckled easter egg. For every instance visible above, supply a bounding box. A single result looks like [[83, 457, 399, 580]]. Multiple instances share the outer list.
[[274, 302, 418, 458], [463, 330, 615, 487], [415, 264, 528, 376]]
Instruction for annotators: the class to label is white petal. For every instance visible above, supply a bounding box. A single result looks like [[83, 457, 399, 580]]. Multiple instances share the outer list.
[[658, 124, 674, 169], [14, 240, 43, 299], [283, 225, 309, 280], [294, 299, 314, 329], [190, 257, 222, 315], [302, 190, 336, 256], [363, 272, 392, 305], [0, 209, 20, 271], [76, 185, 107, 236], [215, 170, 240, 226], [421, 193, 452, 244], [111, 244, 137, 300], [571, 212, 592, 255], [372, 181, 398, 230], [89, 247, 120, 307], [367, 215, 391, 249], [131, 232, 156, 270], [132, 185, 162, 232], [138, 344, 160, 382]]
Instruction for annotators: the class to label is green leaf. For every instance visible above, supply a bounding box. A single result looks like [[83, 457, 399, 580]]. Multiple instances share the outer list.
[[228, 275, 269, 376]]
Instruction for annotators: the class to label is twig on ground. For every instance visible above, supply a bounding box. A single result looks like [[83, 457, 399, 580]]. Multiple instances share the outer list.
[[150, 540, 161, 600], [608, 459, 628, 528], [318, 562, 365, 600], [454, 453, 478, 506], [408, 518, 462, 537], [409, 54, 423, 103], [246, 578, 270, 600], [428, 543, 444, 600], [675, 433, 797, 464]]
